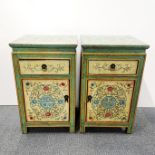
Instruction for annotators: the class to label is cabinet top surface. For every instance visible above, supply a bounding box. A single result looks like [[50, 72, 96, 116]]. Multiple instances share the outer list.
[[9, 35, 77, 48], [81, 35, 149, 49]]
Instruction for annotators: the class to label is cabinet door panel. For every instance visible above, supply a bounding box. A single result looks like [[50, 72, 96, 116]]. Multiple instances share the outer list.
[[87, 80, 134, 122], [23, 79, 69, 122]]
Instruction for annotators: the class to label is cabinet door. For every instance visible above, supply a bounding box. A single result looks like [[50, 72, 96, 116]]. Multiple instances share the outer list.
[[23, 80, 69, 122], [87, 80, 135, 122]]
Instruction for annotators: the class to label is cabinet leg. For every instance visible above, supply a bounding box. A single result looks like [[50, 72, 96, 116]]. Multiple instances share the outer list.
[[126, 127, 133, 134], [22, 127, 28, 134], [80, 126, 85, 133], [69, 127, 75, 133]]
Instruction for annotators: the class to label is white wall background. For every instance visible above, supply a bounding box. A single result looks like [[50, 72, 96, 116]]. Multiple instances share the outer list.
[[0, 0, 155, 106]]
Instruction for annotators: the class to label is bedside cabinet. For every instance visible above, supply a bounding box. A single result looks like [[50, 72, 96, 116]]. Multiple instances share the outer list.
[[10, 35, 77, 133], [80, 36, 149, 133]]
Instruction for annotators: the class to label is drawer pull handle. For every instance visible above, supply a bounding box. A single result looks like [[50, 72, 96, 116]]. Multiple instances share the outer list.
[[110, 64, 116, 70], [41, 64, 47, 71], [87, 95, 92, 102], [64, 95, 69, 102]]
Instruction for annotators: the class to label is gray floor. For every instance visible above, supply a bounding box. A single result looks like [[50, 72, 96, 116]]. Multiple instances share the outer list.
[[0, 106, 155, 155]]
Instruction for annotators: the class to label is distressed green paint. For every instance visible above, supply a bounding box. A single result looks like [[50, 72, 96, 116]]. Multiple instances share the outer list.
[[81, 35, 149, 50], [9, 35, 77, 49], [11, 46, 76, 51], [10, 35, 76, 133], [69, 55, 76, 132], [20, 75, 71, 79], [80, 56, 87, 133], [80, 36, 149, 133], [15, 53, 75, 59], [85, 122, 128, 127], [12, 54, 27, 133], [127, 57, 146, 133]]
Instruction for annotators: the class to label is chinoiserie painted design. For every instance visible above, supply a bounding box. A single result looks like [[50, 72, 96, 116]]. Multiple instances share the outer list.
[[80, 36, 149, 133], [19, 60, 70, 75], [88, 60, 138, 75], [23, 80, 69, 121], [87, 80, 134, 122], [10, 35, 76, 133]]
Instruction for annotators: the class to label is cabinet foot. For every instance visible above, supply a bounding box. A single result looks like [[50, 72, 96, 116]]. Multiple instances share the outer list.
[[22, 127, 28, 134], [69, 127, 75, 133], [126, 127, 133, 134], [80, 126, 85, 133]]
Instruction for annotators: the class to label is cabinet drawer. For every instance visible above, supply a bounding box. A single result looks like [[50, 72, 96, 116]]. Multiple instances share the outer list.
[[19, 60, 70, 75], [88, 60, 138, 75]]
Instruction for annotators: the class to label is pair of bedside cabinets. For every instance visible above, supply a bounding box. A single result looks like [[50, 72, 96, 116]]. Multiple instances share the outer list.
[[9, 35, 149, 134]]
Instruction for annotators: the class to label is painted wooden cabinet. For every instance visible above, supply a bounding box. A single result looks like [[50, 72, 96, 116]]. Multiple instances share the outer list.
[[10, 35, 76, 133], [80, 36, 149, 133]]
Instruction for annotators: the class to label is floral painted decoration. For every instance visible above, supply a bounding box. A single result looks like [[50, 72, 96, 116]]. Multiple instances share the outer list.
[[23, 80, 69, 122]]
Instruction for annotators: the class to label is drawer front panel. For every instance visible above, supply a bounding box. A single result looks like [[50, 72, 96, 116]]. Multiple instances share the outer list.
[[87, 80, 134, 122], [19, 60, 70, 75], [23, 79, 69, 122], [88, 60, 138, 75]]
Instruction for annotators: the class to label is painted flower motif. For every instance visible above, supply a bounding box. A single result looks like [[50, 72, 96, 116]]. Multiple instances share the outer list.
[[105, 112, 112, 118], [89, 116, 93, 120], [127, 84, 131, 87], [93, 100, 99, 105], [122, 115, 127, 120], [31, 99, 37, 105], [43, 86, 49, 91], [45, 112, 52, 117], [90, 83, 96, 89], [58, 100, 64, 104], [29, 116, 33, 120], [25, 82, 30, 87], [119, 100, 126, 106], [107, 86, 113, 92], [60, 82, 65, 87], [39, 95, 56, 109]]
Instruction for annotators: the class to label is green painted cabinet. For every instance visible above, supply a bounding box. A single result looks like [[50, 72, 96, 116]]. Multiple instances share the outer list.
[[80, 36, 149, 133], [10, 35, 77, 133]]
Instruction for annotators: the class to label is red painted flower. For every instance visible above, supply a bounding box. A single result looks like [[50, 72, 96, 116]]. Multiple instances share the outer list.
[[45, 112, 52, 117], [43, 86, 49, 91], [105, 112, 112, 118], [127, 84, 131, 87], [29, 116, 33, 120], [107, 87, 113, 92], [60, 82, 65, 86], [89, 116, 93, 120]]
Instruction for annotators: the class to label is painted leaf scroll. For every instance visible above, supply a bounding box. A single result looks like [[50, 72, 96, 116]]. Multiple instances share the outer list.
[[88, 60, 138, 75]]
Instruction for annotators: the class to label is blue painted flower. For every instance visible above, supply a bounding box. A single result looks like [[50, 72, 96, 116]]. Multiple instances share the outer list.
[[39, 95, 56, 109], [101, 96, 116, 109], [93, 100, 99, 105], [58, 100, 64, 104], [30, 99, 37, 105], [119, 100, 126, 106]]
